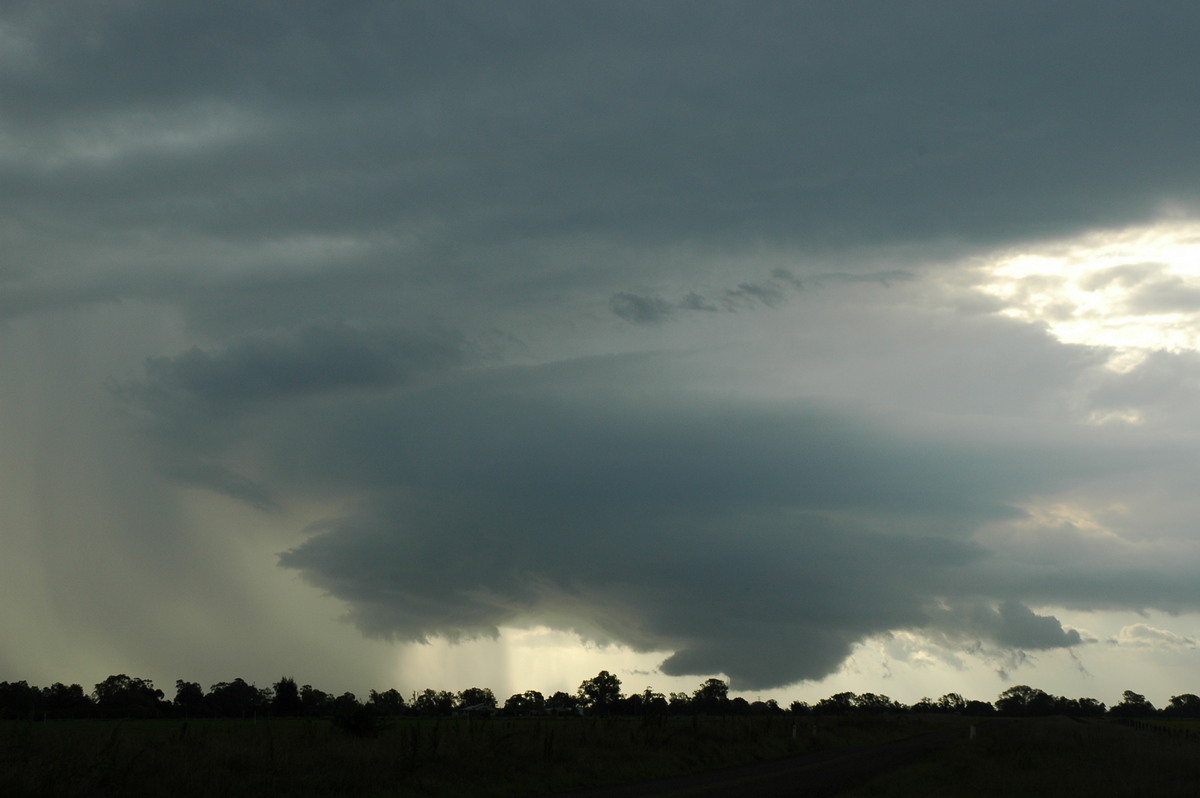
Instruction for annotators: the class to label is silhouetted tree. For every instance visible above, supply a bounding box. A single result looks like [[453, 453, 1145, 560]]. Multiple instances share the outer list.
[[853, 692, 897, 713], [0, 681, 40, 719], [412, 688, 455, 716], [639, 687, 668, 715], [668, 692, 692, 714], [938, 693, 966, 713], [692, 678, 730, 714], [23, 667, 1166, 725], [749, 699, 783, 716], [1109, 690, 1156, 718], [546, 690, 579, 711], [963, 699, 996, 716], [272, 677, 303, 717], [995, 685, 1055, 717], [94, 674, 166, 718], [1165, 694, 1200, 718], [1048, 695, 1104, 717], [615, 692, 643, 715], [457, 687, 496, 709], [299, 684, 331, 716], [814, 692, 855, 715], [503, 690, 545, 715], [206, 678, 269, 718], [368, 688, 407, 716], [578, 670, 622, 713], [174, 680, 206, 718], [331, 691, 361, 715], [41, 683, 93, 719]]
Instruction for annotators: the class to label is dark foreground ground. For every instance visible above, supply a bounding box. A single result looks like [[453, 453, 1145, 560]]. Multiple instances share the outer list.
[[0, 714, 952, 797], [572, 716, 1200, 797], [843, 716, 1200, 797], [557, 727, 961, 797], [3, 715, 1198, 796]]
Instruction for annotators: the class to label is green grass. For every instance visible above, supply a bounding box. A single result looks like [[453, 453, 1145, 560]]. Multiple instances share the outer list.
[[844, 717, 1200, 797], [0, 714, 957, 797]]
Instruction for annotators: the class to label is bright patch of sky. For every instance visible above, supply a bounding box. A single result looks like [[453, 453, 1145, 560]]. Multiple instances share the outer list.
[[977, 219, 1200, 371]]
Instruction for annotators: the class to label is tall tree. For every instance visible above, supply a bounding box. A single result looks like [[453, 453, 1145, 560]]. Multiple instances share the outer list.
[[815, 692, 856, 715], [1109, 690, 1156, 718], [300, 684, 331, 716], [503, 690, 546, 714], [853, 693, 897, 713], [546, 691, 578, 711], [937, 693, 966, 713], [272, 677, 303, 717], [368, 688, 407, 716], [995, 685, 1056, 717], [174, 680, 206, 718], [94, 674, 166, 718], [578, 670, 622, 713], [457, 687, 496, 708], [692, 678, 730, 714], [0, 681, 40, 719], [206, 678, 268, 718], [1165, 694, 1200, 718], [640, 687, 668, 715], [412, 689, 455, 716], [41, 683, 93, 719]]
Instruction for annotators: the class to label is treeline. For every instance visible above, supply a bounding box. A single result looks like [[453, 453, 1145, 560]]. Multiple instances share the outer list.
[[1, 671, 1197, 722]]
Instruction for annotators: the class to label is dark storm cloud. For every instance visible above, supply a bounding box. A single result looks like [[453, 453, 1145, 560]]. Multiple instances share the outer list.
[[927, 601, 1082, 651], [5, 1, 1200, 320], [160, 460, 278, 513], [610, 292, 673, 325], [117, 323, 464, 504], [11, 1, 1200, 691], [125, 341, 1160, 688], [611, 269, 808, 324], [136, 323, 462, 408], [607, 268, 915, 327]]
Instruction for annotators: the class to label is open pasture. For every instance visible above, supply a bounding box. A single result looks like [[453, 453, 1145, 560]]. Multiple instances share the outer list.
[[1, 713, 960, 797], [848, 717, 1200, 797]]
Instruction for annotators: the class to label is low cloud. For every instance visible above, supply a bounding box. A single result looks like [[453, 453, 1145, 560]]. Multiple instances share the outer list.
[[924, 601, 1082, 651], [611, 269, 803, 325], [1108, 623, 1197, 649], [134, 323, 464, 408], [610, 268, 911, 325], [610, 292, 674, 325]]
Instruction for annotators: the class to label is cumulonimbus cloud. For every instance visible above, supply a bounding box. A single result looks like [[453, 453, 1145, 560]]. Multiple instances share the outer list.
[[127, 344, 1132, 688]]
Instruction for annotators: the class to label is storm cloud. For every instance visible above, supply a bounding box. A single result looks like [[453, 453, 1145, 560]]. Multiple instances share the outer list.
[[128, 343, 1186, 688], [5, 1, 1200, 698]]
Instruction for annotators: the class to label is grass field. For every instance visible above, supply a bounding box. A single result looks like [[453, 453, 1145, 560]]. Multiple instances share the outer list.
[[17, 714, 1200, 796], [0, 713, 959, 797], [845, 717, 1200, 797]]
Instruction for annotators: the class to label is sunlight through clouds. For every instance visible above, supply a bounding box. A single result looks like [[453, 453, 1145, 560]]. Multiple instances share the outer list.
[[976, 219, 1200, 369]]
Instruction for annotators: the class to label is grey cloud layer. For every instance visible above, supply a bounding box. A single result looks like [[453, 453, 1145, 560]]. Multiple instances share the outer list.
[[8, 2, 1200, 690], [5, 2, 1200, 330], [136, 324, 463, 408], [123, 341, 1183, 688]]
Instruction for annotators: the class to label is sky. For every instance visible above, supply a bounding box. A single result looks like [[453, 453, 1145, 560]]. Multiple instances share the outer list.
[[4, 1, 1200, 709]]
